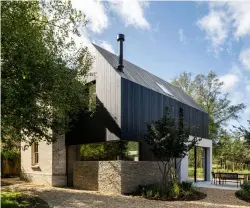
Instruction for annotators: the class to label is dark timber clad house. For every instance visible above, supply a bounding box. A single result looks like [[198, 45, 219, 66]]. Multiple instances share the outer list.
[[66, 34, 209, 158], [21, 34, 212, 193]]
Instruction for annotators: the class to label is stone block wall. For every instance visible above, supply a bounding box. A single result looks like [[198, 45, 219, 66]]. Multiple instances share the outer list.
[[120, 161, 162, 194], [73, 161, 99, 190], [73, 161, 162, 194], [99, 161, 121, 193], [52, 133, 67, 186]]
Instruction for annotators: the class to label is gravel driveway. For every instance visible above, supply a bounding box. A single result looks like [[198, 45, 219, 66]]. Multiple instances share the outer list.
[[2, 179, 249, 208]]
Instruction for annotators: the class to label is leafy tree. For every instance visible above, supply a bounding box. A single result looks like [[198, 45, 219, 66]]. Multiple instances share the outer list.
[[214, 130, 250, 171], [143, 108, 200, 187], [171, 71, 245, 142], [1, 1, 93, 145], [234, 120, 250, 146]]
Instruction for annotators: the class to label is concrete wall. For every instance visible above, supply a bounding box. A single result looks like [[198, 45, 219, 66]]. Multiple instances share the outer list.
[[179, 137, 212, 182], [21, 133, 66, 186], [73, 161, 162, 194]]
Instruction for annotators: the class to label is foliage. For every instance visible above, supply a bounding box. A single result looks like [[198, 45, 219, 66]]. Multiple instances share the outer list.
[[1, 146, 20, 162], [171, 71, 245, 142], [234, 120, 250, 146], [1, 0, 93, 146], [138, 181, 205, 200], [213, 130, 250, 172], [235, 182, 250, 202], [143, 108, 200, 186], [1, 191, 49, 208]]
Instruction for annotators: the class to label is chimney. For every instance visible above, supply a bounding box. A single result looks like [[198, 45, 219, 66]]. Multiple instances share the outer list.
[[117, 34, 125, 71]]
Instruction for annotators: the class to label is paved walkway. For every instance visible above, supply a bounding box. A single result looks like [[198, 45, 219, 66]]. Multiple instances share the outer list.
[[1, 179, 249, 208]]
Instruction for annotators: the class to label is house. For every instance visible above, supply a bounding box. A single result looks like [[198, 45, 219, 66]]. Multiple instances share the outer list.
[[21, 34, 212, 194]]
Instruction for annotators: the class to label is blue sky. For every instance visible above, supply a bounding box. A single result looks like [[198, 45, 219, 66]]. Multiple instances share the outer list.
[[72, 0, 250, 129]]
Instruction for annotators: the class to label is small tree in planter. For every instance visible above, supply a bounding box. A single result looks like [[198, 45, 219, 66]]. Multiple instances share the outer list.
[[143, 107, 200, 187]]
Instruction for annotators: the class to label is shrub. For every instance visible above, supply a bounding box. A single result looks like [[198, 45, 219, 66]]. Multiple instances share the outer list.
[[137, 181, 204, 201], [240, 182, 250, 193], [235, 182, 250, 202]]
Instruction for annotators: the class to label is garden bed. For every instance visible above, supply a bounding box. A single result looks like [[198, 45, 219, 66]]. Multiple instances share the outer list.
[[135, 181, 207, 201]]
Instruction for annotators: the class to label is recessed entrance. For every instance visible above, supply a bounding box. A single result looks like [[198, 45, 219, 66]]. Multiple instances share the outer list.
[[188, 146, 208, 182]]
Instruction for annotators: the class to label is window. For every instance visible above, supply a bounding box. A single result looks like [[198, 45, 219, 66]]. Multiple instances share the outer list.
[[78, 141, 139, 161], [31, 142, 39, 166], [89, 82, 96, 111], [156, 82, 175, 98]]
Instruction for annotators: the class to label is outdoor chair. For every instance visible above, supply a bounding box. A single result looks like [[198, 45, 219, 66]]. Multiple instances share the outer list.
[[211, 172, 217, 185]]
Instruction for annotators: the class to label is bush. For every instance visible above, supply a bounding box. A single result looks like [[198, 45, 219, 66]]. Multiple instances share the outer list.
[[235, 182, 250, 202], [137, 181, 206, 201], [240, 182, 250, 193]]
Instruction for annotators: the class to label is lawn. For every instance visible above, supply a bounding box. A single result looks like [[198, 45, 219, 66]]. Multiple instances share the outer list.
[[188, 167, 250, 179], [1, 190, 49, 208], [188, 167, 204, 178]]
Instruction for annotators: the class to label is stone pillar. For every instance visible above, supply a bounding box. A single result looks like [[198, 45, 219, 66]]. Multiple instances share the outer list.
[[52, 134, 67, 186]]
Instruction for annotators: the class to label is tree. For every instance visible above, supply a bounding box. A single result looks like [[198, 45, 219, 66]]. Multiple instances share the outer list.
[[143, 108, 200, 187], [234, 120, 250, 146], [171, 71, 245, 142], [1, 1, 93, 145]]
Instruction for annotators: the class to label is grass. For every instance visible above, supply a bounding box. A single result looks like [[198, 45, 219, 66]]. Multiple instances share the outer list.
[[188, 167, 250, 179], [188, 167, 204, 178], [1, 190, 49, 208], [213, 168, 250, 174]]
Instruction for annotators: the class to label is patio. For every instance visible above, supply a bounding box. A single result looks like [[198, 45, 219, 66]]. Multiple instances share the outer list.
[[193, 181, 240, 191]]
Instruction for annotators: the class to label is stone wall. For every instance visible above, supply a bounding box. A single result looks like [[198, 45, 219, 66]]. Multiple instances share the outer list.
[[73, 161, 162, 194], [52, 133, 67, 186], [73, 161, 99, 190], [120, 161, 162, 194], [99, 161, 121, 193]]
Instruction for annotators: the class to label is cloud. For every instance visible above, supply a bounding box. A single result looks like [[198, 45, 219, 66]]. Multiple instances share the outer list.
[[99, 41, 115, 54], [246, 84, 250, 94], [197, 2, 250, 56], [197, 10, 229, 55], [71, 0, 108, 34], [227, 2, 250, 38], [109, 0, 150, 30], [178, 28, 186, 43], [229, 91, 244, 105], [239, 48, 250, 70], [219, 73, 240, 93]]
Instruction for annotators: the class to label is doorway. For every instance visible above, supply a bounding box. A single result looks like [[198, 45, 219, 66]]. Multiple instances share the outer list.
[[188, 146, 207, 182]]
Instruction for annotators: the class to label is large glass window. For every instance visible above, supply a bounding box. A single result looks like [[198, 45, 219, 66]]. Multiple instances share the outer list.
[[78, 141, 139, 161]]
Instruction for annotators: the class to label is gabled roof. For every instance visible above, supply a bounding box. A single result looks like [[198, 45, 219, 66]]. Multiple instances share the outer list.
[[93, 43, 205, 112]]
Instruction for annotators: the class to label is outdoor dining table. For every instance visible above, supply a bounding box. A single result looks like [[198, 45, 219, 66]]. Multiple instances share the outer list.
[[214, 172, 250, 185]]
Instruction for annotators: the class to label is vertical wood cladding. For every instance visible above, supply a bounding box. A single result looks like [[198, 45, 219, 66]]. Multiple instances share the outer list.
[[121, 78, 208, 143], [95, 51, 122, 141]]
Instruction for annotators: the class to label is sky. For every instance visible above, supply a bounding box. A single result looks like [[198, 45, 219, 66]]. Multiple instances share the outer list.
[[71, 0, 250, 129]]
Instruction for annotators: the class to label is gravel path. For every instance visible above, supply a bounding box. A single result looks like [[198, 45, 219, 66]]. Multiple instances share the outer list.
[[1, 179, 249, 208]]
